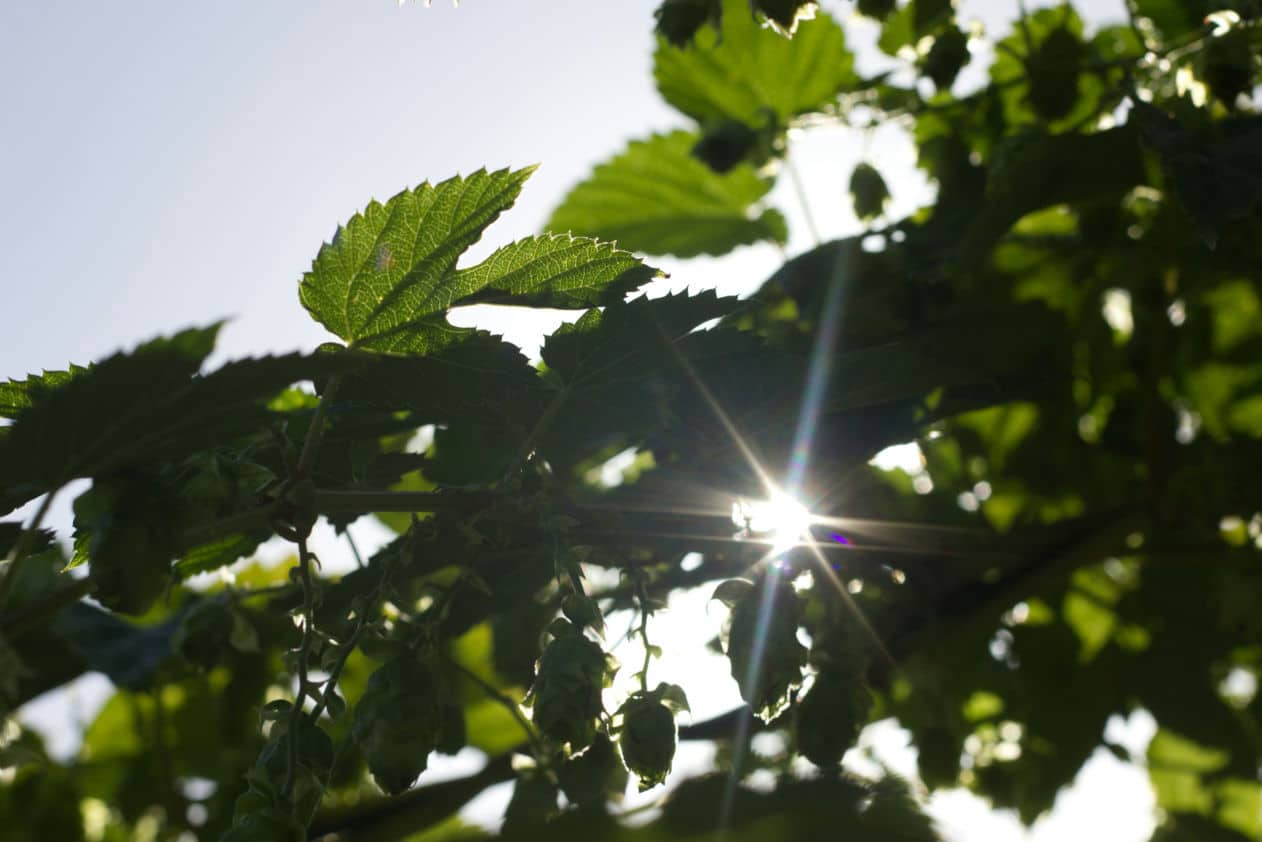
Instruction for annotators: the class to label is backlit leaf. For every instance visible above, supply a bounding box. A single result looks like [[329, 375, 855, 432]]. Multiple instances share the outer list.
[[299, 167, 534, 353], [547, 131, 785, 258], [654, 0, 855, 126], [451, 234, 660, 309]]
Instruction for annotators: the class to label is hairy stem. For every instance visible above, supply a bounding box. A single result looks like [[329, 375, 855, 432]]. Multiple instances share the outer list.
[[283, 536, 319, 800]]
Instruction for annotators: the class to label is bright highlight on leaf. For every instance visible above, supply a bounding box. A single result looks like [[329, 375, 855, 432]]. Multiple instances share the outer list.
[[299, 168, 660, 353], [299, 167, 535, 353]]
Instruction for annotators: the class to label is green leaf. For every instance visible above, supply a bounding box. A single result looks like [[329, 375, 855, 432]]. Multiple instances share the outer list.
[[541, 290, 737, 387], [922, 26, 970, 91], [0, 332, 349, 514], [858, 0, 896, 20], [850, 163, 891, 221], [958, 125, 1145, 264], [0, 326, 216, 512], [173, 533, 264, 581], [336, 333, 547, 423], [913, 0, 952, 37], [1134, 104, 1262, 248], [654, 0, 855, 126], [298, 166, 535, 353], [547, 131, 785, 258], [655, 0, 722, 47], [877, 4, 915, 56], [751, 0, 818, 36], [450, 234, 660, 309], [0, 366, 86, 420]]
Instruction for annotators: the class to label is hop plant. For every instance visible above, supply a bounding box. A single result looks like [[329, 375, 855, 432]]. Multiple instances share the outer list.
[[615, 682, 689, 790], [526, 619, 614, 749], [718, 577, 806, 722], [352, 656, 444, 795]]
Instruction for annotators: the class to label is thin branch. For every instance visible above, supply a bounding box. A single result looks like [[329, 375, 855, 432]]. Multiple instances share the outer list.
[[345, 529, 366, 569], [283, 536, 319, 800], [635, 575, 653, 693], [294, 375, 342, 481], [309, 560, 394, 722], [447, 657, 545, 757]]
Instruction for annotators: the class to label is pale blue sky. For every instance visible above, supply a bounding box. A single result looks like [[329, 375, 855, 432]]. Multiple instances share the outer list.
[[3, 3, 1154, 840], [0, 1, 683, 371]]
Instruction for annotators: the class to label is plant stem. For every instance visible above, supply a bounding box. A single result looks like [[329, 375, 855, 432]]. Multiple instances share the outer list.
[[0, 488, 60, 610], [447, 657, 545, 757], [295, 375, 342, 481], [635, 576, 652, 693], [345, 530, 366, 569], [309, 562, 393, 722], [283, 535, 318, 800]]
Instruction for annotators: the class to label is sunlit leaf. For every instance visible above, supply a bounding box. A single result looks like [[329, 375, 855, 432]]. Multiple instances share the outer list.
[[654, 0, 855, 126], [546, 131, 786, 258], [299, 167, 534, 353]]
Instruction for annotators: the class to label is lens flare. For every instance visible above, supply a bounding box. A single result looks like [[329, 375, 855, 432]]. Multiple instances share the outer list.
[[732, 490, 813, 553]]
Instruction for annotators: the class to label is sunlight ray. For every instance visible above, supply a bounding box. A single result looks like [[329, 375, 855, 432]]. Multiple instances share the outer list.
[[784, 246, 848, 497]]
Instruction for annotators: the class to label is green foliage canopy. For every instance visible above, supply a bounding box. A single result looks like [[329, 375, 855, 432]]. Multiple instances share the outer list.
[[2, 2, 1262, 842]]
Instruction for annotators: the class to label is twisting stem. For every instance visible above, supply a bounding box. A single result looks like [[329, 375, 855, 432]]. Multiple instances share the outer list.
[[0, 488, 60, 610], [283, 536, 318, 800], [309, 563, 393, 722], [447, 657, 545, 757], [635, 576, 653, 693], [295, 375, 342, 481]]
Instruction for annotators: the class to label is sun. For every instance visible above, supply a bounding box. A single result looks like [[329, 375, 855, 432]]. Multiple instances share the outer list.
[[731, 489, 813, 553]]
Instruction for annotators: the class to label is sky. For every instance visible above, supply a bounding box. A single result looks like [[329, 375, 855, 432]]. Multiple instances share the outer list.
[[1, 1, 1159, 840]]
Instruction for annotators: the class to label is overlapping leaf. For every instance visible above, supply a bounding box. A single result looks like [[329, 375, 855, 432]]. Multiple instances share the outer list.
[[541, 290, 737, 387], [335, 333, 548, 424], [654, 0, 856, 126], [452, 234, 660, 308], [547, 131, 786, 258], [0, 366, 87, 420], [300, 168, 660, 352], [0, 327, 350, 514], [299, 167, 534, 352]]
